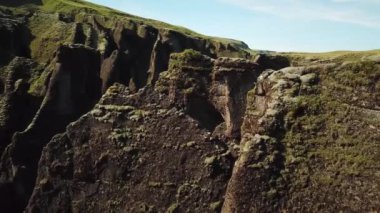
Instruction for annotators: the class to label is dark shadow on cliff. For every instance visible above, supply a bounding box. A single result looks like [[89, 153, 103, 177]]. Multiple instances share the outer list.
[[0, 44, 101, 213]]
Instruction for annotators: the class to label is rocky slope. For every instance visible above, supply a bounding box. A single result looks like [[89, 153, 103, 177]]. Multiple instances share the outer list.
[[1, 0, 380, 212]]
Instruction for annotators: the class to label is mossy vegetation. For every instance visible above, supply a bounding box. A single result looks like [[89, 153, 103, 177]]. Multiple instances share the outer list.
[[128, 109, 151, 122], [109, 127, 132, 143], [174, 49, 204, 62], [28, 64, 51, 96], [279, 61, 380, 210], [169, 50, 215, 75], [28, 13, 75, 63], [37, 0, 250, 49], [239, 60, 379, 210], [209, 201, 222, 211]]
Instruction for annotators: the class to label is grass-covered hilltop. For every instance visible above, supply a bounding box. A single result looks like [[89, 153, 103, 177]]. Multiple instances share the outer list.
[[1, 0, 251, 65], [0, 0, 379, 212]]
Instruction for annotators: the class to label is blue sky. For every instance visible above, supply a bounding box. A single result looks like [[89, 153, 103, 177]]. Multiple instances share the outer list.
[[87, 0, 380, 52]]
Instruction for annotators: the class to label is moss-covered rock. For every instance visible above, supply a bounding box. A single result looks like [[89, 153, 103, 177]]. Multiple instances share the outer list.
[[223, 61, 380, 212]]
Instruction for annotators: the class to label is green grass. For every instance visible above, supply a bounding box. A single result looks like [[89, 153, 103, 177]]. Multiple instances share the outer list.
[[0, 0, 250, 62], [28, 13, 76, 63], [2, 0, 249, 55], [38, 0, 249, 49], [280, 50, 380, 66]]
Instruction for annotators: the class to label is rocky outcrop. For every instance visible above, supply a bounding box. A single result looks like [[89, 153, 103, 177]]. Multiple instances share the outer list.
[[0, 44, 101, 213], [109, 22, 157, 88], [23, 50, 262, 212], [0, 57, 43, 154], [223, 62, 380, 211], [26, 84, 234, 212], [156, 50, 261, 138], [210, 58, 260, 138], [25, 9, 251, 94], [21, 56, 380, 212], [1, 1, 379, 212], [0, 6, 254, 212], [98, 22, 249, 92], [222, 68, 303, 212]]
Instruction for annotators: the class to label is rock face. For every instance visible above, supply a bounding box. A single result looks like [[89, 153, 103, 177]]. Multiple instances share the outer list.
[[97, 23, 248, 92], [0, 3, 253, 212], [100, 50, 130, 93], [156, 50, 261, 138], [26, 9, 250, 92], [0, 0, 380, 212], [223, 62, 380, 211], [0, 57, 43, 154], [25, 50, 261, 212], [23, 52, 380, 212], [0, 44, 101, 212], [210, 58, 260, 138], [26, 84, 234, 212], [222, 68, 303, 212]]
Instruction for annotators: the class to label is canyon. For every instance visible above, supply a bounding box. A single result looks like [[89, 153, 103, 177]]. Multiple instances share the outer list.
[[0, 0, 379, 212]]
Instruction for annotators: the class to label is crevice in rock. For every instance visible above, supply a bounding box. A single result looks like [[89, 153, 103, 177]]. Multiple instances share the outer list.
[[0, 80, 4, 94], [186, 96, 225, 132], [73, 23, 86, 45], [221, 69, 299, 212], [100, 49, 130, 93], [147, 33, 170, 85]]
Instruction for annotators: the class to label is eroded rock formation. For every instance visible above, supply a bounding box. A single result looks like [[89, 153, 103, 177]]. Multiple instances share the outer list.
[[21, 48, 264, 212], [26, 84, 234, 212], [0, 4, 255, 212], [223, 62, 380, 212], [0, 0, 379, 212], [0, 44, 101, 212], [23, 53, 380, 212], [156, 50, 261, 138], [0, 57, 43, 154]]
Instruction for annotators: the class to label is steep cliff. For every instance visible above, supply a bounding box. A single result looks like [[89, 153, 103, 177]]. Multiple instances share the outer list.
[[223, 61, 380, 212], [0, 2, 255, 211], [26, 51, 380, 212], [25, 50, 264, 212], [0, 0, 379, 212]]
